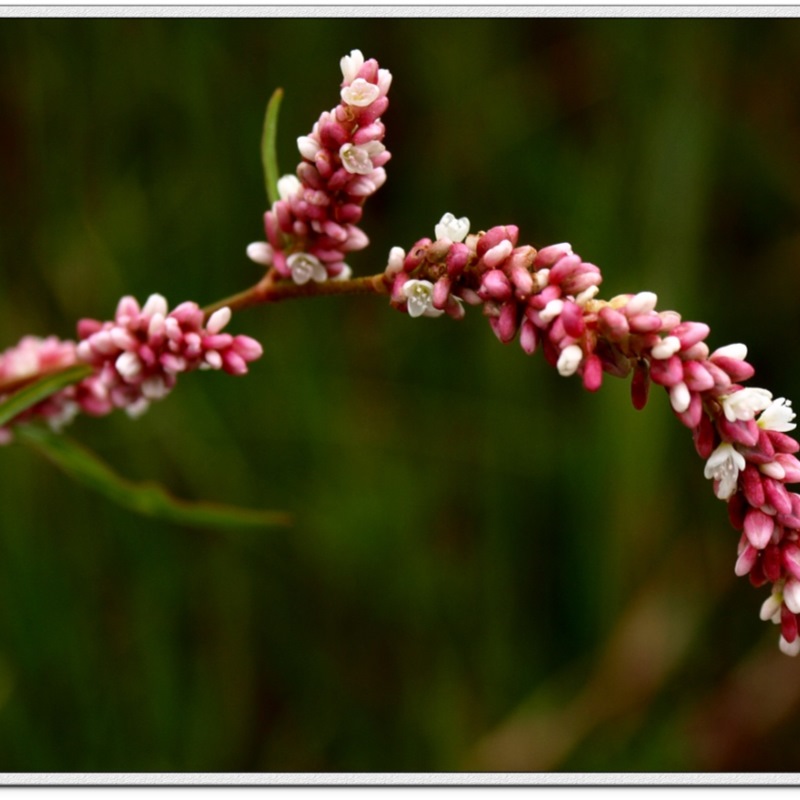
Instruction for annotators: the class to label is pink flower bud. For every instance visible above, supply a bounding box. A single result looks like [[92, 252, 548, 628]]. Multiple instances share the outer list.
[[735, 543, 758, 577], [649, 355, 683, 387], [741, 464, 766, 508], [533, 242, 573, 268], [432, 277, 451, 310], [709, 355, 755, 383], [508, 264, 534, 298], [693, 411, 715, 459], [597, 306, 630, 340], [519, 319, 538, 355], [682, 360, 715, 392], [478, 270, 512, 302], [672, 321, 710, 350], [744, 508, 775, 549], [446, 242, 470, 278], [631, 360, 650, 410], [582, 353, 603, 392], [489, 302, 519, 344], [560, 301, 585, 339], [783, 543, 800, 582], [476, 226, 518, 258], [781, 604, 799, 643], [764, 477, 793, 515]]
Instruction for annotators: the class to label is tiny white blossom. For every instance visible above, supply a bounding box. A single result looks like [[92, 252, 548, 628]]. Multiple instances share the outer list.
[[340, 78, 380, 108], [340, 49, 365, 84], [784, 579, 800, 614], [434, 212, 470, 243], [758, 397, 797, 432], [704, 441, 746, 500], [760, 588, 783, 622], [402, 279, 444, 318], [206, 306, 232, 335], [651, 335, 681, 360], [625, 291, 658, 317], [287, 252, 328, 285], [125, 397, 150, 419], [574, 285, 600, 307], [297, 135, 321, 161], [333, 264, 353, 281], [557, 344, 583, 377], [115, 351, 142, 381], [539, 299, 564, 323], [780, 635, 800, 657], [385, 246, 406, 277], [246, 242, 274, 266], [340, 141, 385, 175], [141, 293, 169, 318], [720, 387, 773, 422], [669, 381, 691, 414], [712, 343, 748, 361], [277, 174, 301, 201]]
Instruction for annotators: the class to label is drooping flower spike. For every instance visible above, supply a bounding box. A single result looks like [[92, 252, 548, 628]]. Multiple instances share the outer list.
[[390, 212, 800, 654]]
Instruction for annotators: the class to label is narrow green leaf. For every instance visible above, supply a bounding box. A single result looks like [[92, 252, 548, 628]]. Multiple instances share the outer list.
[[261, 87, 284, 207], [17, 425, 293, 530], [0, 364, 92, 429]]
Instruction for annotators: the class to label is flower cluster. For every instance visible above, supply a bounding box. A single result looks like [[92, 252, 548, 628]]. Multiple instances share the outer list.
[[0, 295, 262, 441], [75, 294, 263, 419], [390, 213, 800, 654], [0, 335, 80, 442], [247, 49, 392, 285]]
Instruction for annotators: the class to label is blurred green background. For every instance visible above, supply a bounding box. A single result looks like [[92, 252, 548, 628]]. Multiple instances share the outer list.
[[1, 17, 800, 773]]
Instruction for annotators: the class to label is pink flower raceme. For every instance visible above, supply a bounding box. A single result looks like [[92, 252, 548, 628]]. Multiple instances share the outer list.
[[248, 49, 392, 285], [389, 214, 800, 654], [75, 294, 262, 419], [0, 335, 81, 442]]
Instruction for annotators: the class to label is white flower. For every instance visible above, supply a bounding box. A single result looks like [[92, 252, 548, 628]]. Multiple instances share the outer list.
[[758, 397, 797, 432], [651, 335, 681, 360], [277, 174, 301, 201], [287, 252, 328, 285], [625, 291, 658, 317], [556, 344, 583, 377], [539, 299, 564, 323], [703, 442, 746, 500], [297, 135, 321, 161], [720, 387, 773, 422], [206, 306, 232, 335], [434, 212, 470, 243], [760, 588, 783, 622], [246, 241, 274, 266], [669, 381, 691, 414], [340, 78, 380, 108], [712, 343, 748, 361], [780, 635, 800, 657], [141, 293, 168, 318], [333, 264, 353, 281], [385, 246, 406, 277], [402, 280, 444, 318], [340, 49, 365, 84], [339, 142, 385, 175], [115, 351, 142, 381]]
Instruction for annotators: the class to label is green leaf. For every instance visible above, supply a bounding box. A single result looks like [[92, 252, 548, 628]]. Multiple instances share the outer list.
[[17, 425, 293, 530], [0, 364, 92, 429], [261, 87, 284, 207]]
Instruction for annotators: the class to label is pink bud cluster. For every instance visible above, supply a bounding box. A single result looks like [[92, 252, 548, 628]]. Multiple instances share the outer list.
[[0, 295, 262, 441], [75, 294, 262, 419], [390, 215, 800, 654], [0, 335, 81, 442], [249, 49, 392, 285]]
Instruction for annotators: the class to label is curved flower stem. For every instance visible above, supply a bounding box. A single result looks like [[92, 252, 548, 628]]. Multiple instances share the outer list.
[[202, 269, 390, 318]]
